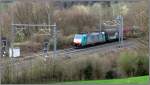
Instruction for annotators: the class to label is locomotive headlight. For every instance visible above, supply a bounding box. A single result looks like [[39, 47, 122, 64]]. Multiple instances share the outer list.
[[102, 32, 105, 34], [73, 39, 81, 44]]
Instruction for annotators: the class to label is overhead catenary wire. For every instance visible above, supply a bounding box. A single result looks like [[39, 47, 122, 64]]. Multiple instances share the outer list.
[[12, 24, 56, 27], [11, 19, 57, 59]]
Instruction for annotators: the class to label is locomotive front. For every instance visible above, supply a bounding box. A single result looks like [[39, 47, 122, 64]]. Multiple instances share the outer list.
[[73, 34, 83, 47]]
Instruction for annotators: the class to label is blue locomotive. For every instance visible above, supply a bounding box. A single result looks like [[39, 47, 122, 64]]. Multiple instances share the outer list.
[[73, 29, 119, 47]]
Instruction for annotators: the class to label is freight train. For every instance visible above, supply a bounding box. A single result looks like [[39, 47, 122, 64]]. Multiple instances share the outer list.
[[73, 28, 126, 48]]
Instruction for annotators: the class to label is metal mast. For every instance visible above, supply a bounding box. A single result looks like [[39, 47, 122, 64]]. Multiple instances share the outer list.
[[53, 23, 57, 58]]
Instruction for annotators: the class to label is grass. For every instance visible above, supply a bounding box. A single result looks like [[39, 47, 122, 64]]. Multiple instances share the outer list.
[[79, 76, 149, 84], [48, 76, 149, 84]]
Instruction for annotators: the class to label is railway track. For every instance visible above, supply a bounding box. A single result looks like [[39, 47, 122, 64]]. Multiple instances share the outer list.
[[0, 39, 137, 65], [0, 39, 141, 76], [56, 40, 136, 56]]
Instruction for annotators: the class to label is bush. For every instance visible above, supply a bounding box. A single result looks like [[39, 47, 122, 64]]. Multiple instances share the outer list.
[[105, 69, 118, 79], [117, 50, 138, 77], [2, 49, 148, 84], [135, 54, 149, 76], [117, 50, 148, 77], [49, 34, 73, 49], [84, 63, 93, 80]]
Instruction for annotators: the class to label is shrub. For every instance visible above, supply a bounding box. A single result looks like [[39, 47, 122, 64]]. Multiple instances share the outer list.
[[105, 69, 118, 79], [117, 50, 148, 77], [84, 63, 93, 80], [49, 34, 73, 49], [135, 54, 149, 76], [2, 49, 148, 84], [117, 50, 138, 77]]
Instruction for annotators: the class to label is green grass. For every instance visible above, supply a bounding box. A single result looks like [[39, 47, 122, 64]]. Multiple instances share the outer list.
[[48, 76, 149, 84], [78, 76, 149, 84]]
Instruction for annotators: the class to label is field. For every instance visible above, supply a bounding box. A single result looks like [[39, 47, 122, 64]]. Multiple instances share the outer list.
[[48, 76, 149, 84]]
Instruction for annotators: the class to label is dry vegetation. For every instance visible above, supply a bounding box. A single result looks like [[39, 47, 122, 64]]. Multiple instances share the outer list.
[[1, 0, 148, 53], [1, 42, 148, 84], [0, 0, 149, 84]]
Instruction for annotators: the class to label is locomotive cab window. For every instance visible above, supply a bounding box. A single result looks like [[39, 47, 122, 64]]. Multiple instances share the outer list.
[[74, 35, 82, 39]]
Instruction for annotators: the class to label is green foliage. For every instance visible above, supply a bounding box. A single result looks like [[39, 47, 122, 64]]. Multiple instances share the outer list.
[[136, 54, 149, 76], [118, 51, 138, 76], [117, 50, 148, 77], [105, 69, 117, 79], [84, 64, 93, 80], [15, 33, 25, 42]]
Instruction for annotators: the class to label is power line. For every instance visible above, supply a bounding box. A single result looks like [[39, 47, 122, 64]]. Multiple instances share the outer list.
[[12, 24, 56, 27], [11, 22, 57, 59]]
